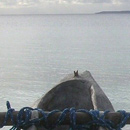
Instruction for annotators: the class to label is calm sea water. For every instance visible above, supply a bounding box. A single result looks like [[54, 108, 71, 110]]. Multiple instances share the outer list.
[[0, 14, 130, 129]]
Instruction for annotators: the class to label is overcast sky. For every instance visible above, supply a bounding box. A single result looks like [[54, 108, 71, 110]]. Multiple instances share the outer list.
[[0, 0, 130, 14]]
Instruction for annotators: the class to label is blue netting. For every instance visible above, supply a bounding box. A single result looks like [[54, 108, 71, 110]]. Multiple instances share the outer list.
[[0, 101, 130, 130]]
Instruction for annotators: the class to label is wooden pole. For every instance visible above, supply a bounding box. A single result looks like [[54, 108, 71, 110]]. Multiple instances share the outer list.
[[0, 111, 130, 127]]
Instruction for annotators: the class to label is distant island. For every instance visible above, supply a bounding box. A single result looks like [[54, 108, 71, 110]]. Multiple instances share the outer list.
[[96, 11, 130, 14]]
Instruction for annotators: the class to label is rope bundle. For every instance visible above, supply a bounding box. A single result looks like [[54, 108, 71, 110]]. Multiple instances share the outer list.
[[0, 101, 130, 130]]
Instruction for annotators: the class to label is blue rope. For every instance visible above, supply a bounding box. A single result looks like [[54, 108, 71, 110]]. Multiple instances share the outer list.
[[89, 110, 114, 129], [77, 109, 114, 130], [54, 108, 70, 127], [0, 101, 15, 128], [0, 101, 130, 130], [70, 108, 76, 130], [116, 110, 130, 130]]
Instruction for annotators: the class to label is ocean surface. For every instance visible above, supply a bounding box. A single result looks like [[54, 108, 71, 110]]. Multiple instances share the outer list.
[[0, 14, 130, 129]]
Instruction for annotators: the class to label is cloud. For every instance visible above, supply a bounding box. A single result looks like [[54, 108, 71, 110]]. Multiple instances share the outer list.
[[0, 0, 40, 8], [0, 0, 17, 7], [0, 0, 130, 8], [112, 0, 130, 4], [0, 0, 130, 14]]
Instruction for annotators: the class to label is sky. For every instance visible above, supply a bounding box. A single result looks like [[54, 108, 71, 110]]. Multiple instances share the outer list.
[[0, 0, 130, 14]]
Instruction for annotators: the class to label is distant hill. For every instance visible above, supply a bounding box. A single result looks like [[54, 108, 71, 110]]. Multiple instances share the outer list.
[[96, 11, 130, 14]]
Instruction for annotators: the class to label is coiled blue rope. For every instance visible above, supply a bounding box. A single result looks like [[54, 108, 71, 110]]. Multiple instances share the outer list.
[[0, 101, 130, 130]]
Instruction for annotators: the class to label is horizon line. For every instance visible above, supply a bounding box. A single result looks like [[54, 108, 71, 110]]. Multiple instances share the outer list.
[[0, 10, 130, 16]]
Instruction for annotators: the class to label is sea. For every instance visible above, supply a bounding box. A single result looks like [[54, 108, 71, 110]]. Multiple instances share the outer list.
[[0, 14, 130, 129]]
